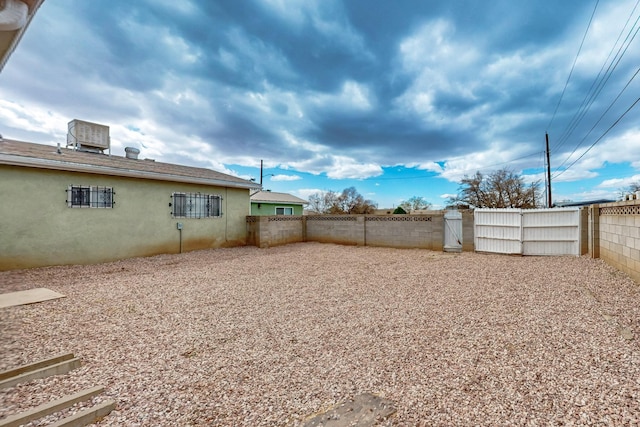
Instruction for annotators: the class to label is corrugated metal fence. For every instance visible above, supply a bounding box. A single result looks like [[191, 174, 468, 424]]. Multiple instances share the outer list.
[[474, 208, 581, 256]]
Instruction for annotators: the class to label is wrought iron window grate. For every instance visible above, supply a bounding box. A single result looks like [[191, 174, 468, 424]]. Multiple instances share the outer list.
[[171, 192, 222, 218], [67, 186, 114, 208]]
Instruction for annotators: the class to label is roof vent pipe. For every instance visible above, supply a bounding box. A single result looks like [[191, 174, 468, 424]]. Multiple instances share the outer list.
[[125, 146, 140, 160]]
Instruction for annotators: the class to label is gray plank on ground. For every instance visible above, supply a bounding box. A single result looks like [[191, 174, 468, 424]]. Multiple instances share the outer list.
[[0, 288, 65, 308]]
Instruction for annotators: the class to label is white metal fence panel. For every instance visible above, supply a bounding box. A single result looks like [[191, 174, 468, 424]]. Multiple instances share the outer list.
[[474, 208, 580, 256], [474, 209, 522, 254], [521, 208, 580, 256]]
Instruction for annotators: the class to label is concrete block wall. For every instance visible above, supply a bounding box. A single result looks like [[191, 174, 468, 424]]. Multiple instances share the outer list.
[[596, 200, 640, 284], [363, 214, 444, 250], [248, 212, 475, 251], [246, 216, 305, 248], [306, 216, 364, 245]]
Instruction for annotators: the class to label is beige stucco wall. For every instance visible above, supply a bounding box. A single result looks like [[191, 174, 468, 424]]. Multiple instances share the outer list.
[[0, 165, 250, 270]]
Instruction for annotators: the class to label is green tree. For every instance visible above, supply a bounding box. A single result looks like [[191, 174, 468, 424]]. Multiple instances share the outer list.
[[393, 206, 407, 214], [449, 167, 541, 208], [399, 196, 432, 212]]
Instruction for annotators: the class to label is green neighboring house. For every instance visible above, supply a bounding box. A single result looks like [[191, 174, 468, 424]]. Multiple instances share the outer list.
[[250, 191, 308, 216], [0, 138, 260, 271]]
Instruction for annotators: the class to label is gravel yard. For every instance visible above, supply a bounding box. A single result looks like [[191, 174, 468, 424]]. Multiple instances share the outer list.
[[1, 242, 640, 426]]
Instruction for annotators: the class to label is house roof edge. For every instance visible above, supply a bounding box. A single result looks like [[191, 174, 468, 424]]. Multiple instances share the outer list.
[[0, 153, 261, 190]]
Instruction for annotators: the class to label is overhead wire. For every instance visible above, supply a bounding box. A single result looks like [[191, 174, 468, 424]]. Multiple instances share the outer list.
[[553, 94, 640, 180], [551, 0, 640, 154], [546, 0, 600, 132], [553, 64, 640, 175]]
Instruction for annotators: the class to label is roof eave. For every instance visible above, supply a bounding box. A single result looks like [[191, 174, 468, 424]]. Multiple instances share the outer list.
[[251, 200, 308, 205], [0, 154, 261, 190]]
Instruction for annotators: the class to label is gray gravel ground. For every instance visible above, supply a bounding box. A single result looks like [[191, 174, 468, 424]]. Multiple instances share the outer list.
[[1, 242, 639, 426]]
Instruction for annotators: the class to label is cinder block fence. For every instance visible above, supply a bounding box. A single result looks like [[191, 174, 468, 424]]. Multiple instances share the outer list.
[[588, 199, 640, 284], [246, 211, 474, 251], [248, 200, 640, 285]]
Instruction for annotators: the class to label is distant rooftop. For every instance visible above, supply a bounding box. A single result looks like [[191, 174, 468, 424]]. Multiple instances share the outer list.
[[251, 190, 308, 205], [555, 199, 616, 207]]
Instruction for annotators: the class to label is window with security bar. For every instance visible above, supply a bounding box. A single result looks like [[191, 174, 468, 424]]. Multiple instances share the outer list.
[[171, 192, 222, 218], [67, 186, 114, 208]]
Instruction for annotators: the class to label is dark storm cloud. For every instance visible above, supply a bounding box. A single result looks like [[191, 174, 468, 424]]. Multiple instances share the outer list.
[[2, 0, 638, 183]]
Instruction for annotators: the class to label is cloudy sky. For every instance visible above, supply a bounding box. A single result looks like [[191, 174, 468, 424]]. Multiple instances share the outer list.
[[2, 0, 640, 208]]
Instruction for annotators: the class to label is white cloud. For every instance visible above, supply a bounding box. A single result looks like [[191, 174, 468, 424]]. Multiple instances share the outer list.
[[550, 128, 640, 184], [415, 161, 444, 173], [305, 79, 376, 114], [162, 32, 201, 65], [434, 144, 544, 183], [295, 188, 325, 199], [338, 80, 375, 111], [271, 174, 302, 181], [598, 174, 640, 188], [0, 100, 67, 143], [324, 155, 383, 179], [393, 19, 485, 128], [551, 167, 599, 183]]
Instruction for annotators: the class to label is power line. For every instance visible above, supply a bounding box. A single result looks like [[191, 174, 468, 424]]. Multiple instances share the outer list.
[[551, 0, 640, 154], [553, 65, 640, 173], [546, 0, 600, 132], [552, 94, 640, 180]]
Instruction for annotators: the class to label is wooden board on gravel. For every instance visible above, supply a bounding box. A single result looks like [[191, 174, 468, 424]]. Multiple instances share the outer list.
[[0, 288, 65, 308]]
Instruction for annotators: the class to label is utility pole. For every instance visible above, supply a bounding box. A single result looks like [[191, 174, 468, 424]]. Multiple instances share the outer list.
[[545, 133, 552, 208], [260, 159, 263, 187]]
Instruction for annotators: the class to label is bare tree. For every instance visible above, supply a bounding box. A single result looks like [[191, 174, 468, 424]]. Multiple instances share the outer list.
[[332, 187, 377, 214], [309, 187, 377, 214], [618, 181, 640, 200], [307, 190, 339, 214], [399, 196, 432, 212], [449, 168, 541, 208]]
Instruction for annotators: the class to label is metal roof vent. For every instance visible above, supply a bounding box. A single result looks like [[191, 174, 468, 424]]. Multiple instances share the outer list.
[[125, 146, 140, 160]]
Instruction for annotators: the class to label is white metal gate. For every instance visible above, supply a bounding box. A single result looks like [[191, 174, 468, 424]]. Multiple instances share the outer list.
[[474, 208, 581, 256], [444, 209, 463, 252]]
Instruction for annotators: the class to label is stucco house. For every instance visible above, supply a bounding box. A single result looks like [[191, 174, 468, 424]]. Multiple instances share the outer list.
[[250, 190, 308, 216], [0, 131, 260, 270]]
